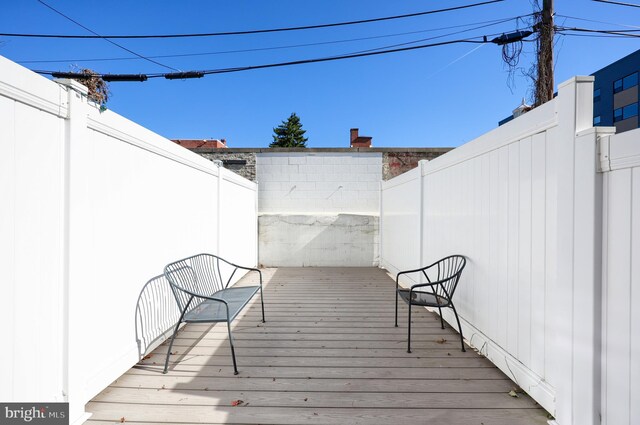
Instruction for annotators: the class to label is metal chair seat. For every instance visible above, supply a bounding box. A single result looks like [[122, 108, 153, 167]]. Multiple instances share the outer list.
[[396, 288, 449, 307]]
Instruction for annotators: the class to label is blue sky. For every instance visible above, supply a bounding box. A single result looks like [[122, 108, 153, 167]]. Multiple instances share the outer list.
[[1, 0, 638, 148]]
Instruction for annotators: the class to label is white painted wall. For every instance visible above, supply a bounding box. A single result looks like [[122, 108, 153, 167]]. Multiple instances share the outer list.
[[0, 56, 257, 424], [257, 152, 381, 214], [259, 214, 378, 267], [257, 152, 381, 266], [599, 128, 640, 425], [381, 77, 615, 425]]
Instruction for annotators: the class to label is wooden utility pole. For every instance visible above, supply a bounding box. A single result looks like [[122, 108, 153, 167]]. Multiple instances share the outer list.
[[535, 0, 554, 106]]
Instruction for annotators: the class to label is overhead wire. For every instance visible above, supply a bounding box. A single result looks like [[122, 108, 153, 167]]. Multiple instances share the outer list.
[[8, 0, 503, 39], [556, 26, 640, 38], [345, 15, 524, 55], [592, 0, 640, 8], [558, 32, 639, 38], [424, 43, 486, 79], [34, 36, 492, 80], [36, 0, 179, 71], [18, 14, 529, 65], [556, 14, 640, 29]]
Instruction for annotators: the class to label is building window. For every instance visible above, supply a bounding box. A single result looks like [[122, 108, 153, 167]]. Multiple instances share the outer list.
[[624, 103, 638, 119], [624, 72, 638, 90], [594, 115, 601, 125], [614, 79, 623, 94], [614, 107, 623, 122], [594, 88, 601, 102], [614, 103, 639, 122], [614, 72, 638, 94]]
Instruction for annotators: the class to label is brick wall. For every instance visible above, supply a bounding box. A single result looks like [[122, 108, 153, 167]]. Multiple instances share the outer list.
[[180, 147, 452, 182], [196, 151, 257, 182], [382, 150, 452, 180]]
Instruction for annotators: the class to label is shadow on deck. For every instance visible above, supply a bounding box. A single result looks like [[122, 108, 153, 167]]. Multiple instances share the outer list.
[[86, 267, 548, 425]]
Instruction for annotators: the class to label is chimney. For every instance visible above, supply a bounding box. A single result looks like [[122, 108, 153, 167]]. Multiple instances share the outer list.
[[349, 128, 372, 148], [350, 128, 359, 143], [170, 138, 228, 149]]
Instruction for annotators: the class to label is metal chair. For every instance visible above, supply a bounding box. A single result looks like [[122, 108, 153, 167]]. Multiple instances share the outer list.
[[162, 253, 265, 375], [394, 255, 466, 353]]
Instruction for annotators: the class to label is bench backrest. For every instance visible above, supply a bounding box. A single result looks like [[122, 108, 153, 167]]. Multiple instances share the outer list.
[[164, 254, 228, 312]]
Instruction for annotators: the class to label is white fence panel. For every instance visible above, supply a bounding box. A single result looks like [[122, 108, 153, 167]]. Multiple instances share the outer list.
[[0, 56, 258, 425], [380, 166, 421, 284], [0, 63, 68, 404], [418, 103, 559, 413], [219, 167, 258, 280], [380, 77, 608, 423], [600, 128, 640, 425], [68, 105, 223, 421]]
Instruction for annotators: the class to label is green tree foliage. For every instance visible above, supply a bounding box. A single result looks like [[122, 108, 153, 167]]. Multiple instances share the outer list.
[[270, 113, 308, 148]]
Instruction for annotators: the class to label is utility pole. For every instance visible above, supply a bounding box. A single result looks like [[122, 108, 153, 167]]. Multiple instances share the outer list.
[[535, 0, 554, 106]]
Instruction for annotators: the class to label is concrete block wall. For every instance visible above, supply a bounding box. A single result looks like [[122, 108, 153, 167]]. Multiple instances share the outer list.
[[259, 214, 379, 267], [257, 152, 382, 214], [257, 152, 381, 267]]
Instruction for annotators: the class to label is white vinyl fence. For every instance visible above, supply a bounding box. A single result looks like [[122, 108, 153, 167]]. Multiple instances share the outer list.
[[381, 76, 633, 425], [599, 129, 640, 425], [0, 56, 257, 425]]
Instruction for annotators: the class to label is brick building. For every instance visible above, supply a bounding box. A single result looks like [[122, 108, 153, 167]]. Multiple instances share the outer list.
[[173, 129, 452, 182]]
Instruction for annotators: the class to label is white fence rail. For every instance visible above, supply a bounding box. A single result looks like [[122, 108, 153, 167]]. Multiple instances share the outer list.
[[599, 128, 640, 425], [381, 77, 630, 425], [0, 56, 257, 424]]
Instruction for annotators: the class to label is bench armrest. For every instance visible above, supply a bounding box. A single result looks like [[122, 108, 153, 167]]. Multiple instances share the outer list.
[[223, 264, 262, 290]]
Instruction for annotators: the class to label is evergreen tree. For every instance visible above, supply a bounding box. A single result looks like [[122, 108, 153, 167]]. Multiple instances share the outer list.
[[270, 113, 308, 148]]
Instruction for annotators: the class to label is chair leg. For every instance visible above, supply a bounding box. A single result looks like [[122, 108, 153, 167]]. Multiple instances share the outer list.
[[437, 305, 445, 329], [227, 321, 239, 375], [260, 285, 266, 323], [395, 290, 399, 327], [163, 321, 182, 374], [450, 302, 466, 352], [407, 302, 412, 353]]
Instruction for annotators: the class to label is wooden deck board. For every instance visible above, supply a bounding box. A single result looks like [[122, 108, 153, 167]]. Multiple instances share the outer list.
[[87, 267, 548, 424]]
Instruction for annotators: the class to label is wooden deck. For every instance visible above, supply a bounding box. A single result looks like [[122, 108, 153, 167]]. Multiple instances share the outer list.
[[86, 267, 548, 424]]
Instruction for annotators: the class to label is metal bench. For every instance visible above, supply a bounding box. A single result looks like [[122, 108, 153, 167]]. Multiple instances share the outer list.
[[162, 253, 265, 375]]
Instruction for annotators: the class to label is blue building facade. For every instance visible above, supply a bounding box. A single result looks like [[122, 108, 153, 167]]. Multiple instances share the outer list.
[[499, 49, 640, 133], [592, 49, 640, 133]]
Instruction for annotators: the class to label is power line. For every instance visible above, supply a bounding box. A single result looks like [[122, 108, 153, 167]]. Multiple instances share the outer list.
[[346, 16, 522, 56], [7, 0, 504, 40], [36, 36, 490, 81], [592, 0, 640, 8], [556, 14, 640, 29], [18, 15, 526, 65], [559, 32, 639, 38], [556, 26, 640, 38], [36, 0, 178, 71]]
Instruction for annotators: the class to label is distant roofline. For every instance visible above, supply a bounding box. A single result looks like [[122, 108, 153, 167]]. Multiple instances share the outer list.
[[189, 147, 454, 153], [591, 48, 640, 79]]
